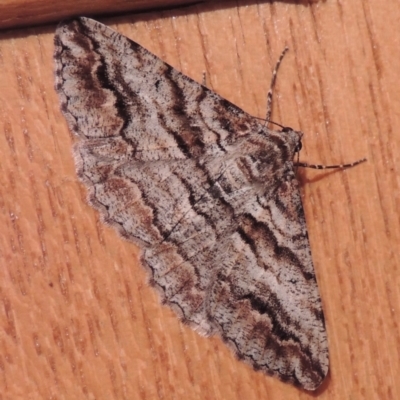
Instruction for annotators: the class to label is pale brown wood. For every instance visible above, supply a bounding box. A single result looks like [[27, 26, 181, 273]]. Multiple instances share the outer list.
[[1, 1, 399, 399], [0, 0, 200, 30]]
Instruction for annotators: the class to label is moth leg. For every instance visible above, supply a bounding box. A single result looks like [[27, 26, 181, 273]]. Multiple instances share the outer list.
[[202, 72, 207, 87], [266, 47, 289, 123]]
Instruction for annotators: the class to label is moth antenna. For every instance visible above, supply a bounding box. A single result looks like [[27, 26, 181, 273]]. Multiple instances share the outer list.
[[265, 46, 289, 126], [295, 158, 367, 170]]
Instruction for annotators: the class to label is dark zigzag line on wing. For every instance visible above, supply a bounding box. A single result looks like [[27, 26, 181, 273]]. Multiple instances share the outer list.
[[191, 86, 231, 153], [271, 197, 309, 253], [231, 330, 316, 390], [238, 212, 315, 281], [195, 90, 229, 154], [138, 104, 239, 241], [74, 18, 287, 207], [216, 238, 317, 353], [162, 58, 266, 153], [81, 13, 321, 339], [113, 163, 240, 304], [85, 136, 232, 253], [257, 196, 312, 257], [162, 65, 225, 157], [230, 230, 326, 379], [219, 228, 322, 339], [139, 163, 236, 245], [215, 268, 325, 384], [75, 21, 135, 142], [159, 149, 264, 245], [103, 47, 212, 160], [254, 193, 308, 248], [232, 326, 319, 390], [122, 79, 241, 241], [167, 61, 251, 151], [122, 168, 216, 245], [145, 241, 217, 318], [69, 17, 216, 332], [142, 180, 321, 348], [77, 20, 188, 159]]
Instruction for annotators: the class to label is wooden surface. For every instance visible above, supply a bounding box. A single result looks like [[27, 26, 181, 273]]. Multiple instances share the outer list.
[[0, 1, 399, 399], [0, 0, 200, 30]]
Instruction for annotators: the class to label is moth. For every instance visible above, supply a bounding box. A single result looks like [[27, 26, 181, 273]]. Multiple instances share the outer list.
[[53, 16, 355, 390]]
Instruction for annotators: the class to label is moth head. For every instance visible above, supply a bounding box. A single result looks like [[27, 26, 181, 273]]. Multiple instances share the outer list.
[[280, 126, 303, 156], [242, 127, 303, 183]]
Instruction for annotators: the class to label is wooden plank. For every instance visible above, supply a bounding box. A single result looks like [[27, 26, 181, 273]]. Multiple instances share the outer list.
[[0, 0, 199, 30], [1, 1, 399, 399]]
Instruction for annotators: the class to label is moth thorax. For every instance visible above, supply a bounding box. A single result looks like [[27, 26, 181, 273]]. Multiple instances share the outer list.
[[280, 127, 304, 156]]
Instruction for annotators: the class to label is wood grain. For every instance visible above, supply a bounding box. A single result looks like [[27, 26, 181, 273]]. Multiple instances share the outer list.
[[0, 1, 399, 399], [0, 0, 200, 30]]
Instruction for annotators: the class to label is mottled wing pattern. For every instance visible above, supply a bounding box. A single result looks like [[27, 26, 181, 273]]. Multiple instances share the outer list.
[[207, 175, 329, 389], [54, 17, 328, 390]]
